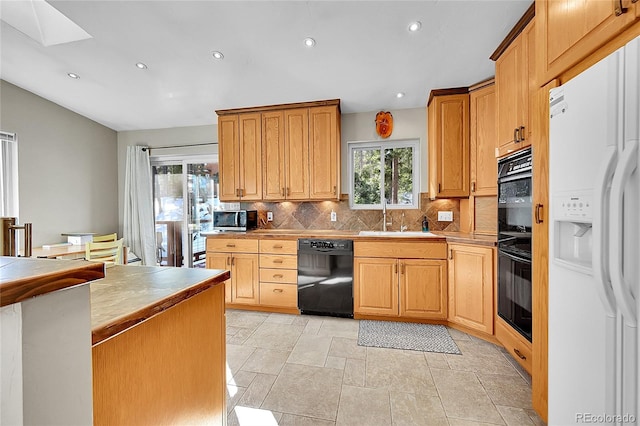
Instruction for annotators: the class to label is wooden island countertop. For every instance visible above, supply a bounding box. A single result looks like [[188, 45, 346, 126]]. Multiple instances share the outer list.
[[90, 265, 229, 344]]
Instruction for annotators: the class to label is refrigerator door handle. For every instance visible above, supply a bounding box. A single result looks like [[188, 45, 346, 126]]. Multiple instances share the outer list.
[[593, 145, 619, 316], [609, 139, 638, 326]]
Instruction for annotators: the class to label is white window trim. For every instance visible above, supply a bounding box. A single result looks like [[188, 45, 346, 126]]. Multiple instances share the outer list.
[[347, 138, 420, 210], [1, 131, 19, 218]]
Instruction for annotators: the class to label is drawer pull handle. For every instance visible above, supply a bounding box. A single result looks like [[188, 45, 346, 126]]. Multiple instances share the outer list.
[[519, 125, 525, 141], [273, 259, 283, 264], [513, 348, 526, 360], [471, 181, 476, 193], [615, 0, 628, 15], [535, 203, 544, 224], [273, 288, 284, 293], [226, 256, 230, 266], [273, 245, 283, 249], [273, 274, 284, 279], [226, 244, 236, 248]]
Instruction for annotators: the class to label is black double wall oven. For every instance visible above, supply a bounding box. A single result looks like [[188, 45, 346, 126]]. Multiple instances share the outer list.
[[497, 148, 533, 342]]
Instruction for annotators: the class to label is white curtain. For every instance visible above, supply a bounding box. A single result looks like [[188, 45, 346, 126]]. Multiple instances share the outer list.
[[0, 132, 19, 218], [124, 146, 156, 265]]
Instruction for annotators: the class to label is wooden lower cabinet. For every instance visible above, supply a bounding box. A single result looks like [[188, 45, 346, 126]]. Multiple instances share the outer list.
[[354, 256, 447, 320], [495, 316, 532, 374], [207, 252, 259, 305], [447, 244, 495, 334]]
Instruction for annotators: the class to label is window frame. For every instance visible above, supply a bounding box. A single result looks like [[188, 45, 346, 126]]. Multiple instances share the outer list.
[[347, 138, 420, 210]]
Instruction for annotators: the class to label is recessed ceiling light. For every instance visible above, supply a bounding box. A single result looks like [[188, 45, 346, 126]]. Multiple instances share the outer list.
[[396, 92, 405, 98], [212, 51, 224, 60], [67, 72, 80, 79], [303, 37, 316, 48], [408, 21, 422, 32], [136, 62, 147, 69]]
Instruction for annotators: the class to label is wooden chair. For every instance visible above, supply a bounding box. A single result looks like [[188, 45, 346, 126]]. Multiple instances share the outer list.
[[85, 238, 124, 266], [92, 233, 118, 243]]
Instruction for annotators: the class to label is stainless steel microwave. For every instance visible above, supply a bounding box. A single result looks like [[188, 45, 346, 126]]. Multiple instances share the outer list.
[[212, 210, 258, 232]]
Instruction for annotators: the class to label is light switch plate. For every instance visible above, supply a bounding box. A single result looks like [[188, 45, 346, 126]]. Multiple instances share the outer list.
[[438, 211, 453, 222], [330, 211, 337, 222], [267, 211, 273, 222]]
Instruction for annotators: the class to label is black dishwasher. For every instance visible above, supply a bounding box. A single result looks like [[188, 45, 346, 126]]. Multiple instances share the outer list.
[[297, 239, 354, 318]]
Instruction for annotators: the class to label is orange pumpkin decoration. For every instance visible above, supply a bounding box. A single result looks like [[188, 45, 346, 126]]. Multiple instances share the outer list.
[[375, 111, 393, 138]]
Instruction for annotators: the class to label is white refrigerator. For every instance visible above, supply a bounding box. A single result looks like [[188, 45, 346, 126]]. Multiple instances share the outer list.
[[548, 35, 639, 425]]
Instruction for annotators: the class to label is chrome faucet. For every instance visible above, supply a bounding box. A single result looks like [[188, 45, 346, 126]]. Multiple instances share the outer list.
[[382, 199, 392, 231], [400, 212, 407, 232]]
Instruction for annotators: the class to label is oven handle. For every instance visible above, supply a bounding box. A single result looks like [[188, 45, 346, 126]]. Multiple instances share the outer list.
[[498, 249, 531, 265], [497, 172, 532, 185]]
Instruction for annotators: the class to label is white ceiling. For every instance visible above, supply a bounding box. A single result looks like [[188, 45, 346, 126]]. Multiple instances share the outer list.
[[0, 0, 532, 132]]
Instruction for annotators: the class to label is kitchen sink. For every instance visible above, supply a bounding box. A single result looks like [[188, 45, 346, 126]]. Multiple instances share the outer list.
[[358, 231, 439, 237]]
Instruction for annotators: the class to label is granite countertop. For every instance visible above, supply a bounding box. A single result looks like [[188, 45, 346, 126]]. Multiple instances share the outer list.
[[0, 256, 105, 308], [204, 229, 496, 246], [90, 265, 229, 345]]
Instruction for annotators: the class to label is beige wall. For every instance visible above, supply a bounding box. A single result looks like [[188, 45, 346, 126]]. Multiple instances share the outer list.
[[0, 81, 118, 247]]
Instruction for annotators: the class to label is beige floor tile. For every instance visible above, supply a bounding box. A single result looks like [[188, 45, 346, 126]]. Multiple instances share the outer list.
[[424, 352, 450, 369], [336, 385, 391, 426], [228, 405, 282, 426], [447, 327, 472, 341], [226, 327, 256, 345], [226, 310, 269, 329], [430, 368, 504, 424], [446, 341, 519, 376], [302, 317, 324, 335], [389, 391, 448, 426], [226, 344, 256, 373], [328, 337, 367, 360], [241, 348, 290, 375], [524, 409, 546, 426], [227, 325, 242, 336], [264, 312, 296, 324], [343, 358, 365, 387], [227, 369, 256, 387], [476, 373, 532, 410], [243, 322, 305, 350], [292, 316, 310, 326], [287, 334, 333, 367], [325, 356, 346, 370], [279, 413, 336, 425], [261, 363, 343, 421], [496, 405, 535, 426], [226, 384, 247, 415], [366, 347, 438, 396], [237, 373, 277, 408], [455, 340, 504, 358], [317, 317, 360, 339], [447, 418, 504, 426]]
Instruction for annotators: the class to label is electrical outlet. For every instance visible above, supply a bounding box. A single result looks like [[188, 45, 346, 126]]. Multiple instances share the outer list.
[[438, 211, 453, 222], [330, 210, 337, 222], [267, 211, 273, 222]]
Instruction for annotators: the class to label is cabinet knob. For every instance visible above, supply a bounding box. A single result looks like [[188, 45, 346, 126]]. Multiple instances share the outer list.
[[231, 256, 235, 266], [449, 249, 453, 260], [513, 128, 518, 143], [514, 348, 527, 360], [273, 274, 284, 279], [394, 263, 398, 274], [471, 181, 476, 193], [226, 243, 236, 248], [273, 259, 284, 264], [438, 183, 441, 194], [273, 244, 283, 249], [273, 288, 284, 293]]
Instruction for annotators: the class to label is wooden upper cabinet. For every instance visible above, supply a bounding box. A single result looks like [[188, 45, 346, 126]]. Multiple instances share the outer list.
[[262, 111, 286, 200], [238, 113, 263, 200], [309, 105, 340, 199], [285, 109, 310, 200], [537, 0, 639, 85], [217, 99, 340, 202], [218, 115, 240, 201], [470, 81, 498, 196], [495, 19, 535, 158], [217, 113, 262, 201], [427, 91, 470, 198]]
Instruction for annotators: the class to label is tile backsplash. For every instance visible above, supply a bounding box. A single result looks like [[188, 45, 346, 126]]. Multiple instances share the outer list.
[[241, 194, 460, 232]]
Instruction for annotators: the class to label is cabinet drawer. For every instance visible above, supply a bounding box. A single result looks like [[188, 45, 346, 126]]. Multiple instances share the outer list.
[[207, 238, 258, 253], [259, 282, 298, 308], [259, 254, 297, 269], [354, 241, 447, 259], [259, 239, 297, 255], [259, 268, 298, 284], [495, 317, 532, 374]]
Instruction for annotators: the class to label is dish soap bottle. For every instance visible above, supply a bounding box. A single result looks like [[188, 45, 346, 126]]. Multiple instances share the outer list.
[[422, 216, 429, 232]]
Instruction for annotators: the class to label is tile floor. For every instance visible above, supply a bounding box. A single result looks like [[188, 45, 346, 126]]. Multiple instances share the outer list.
[[225, 310, 545, 426]]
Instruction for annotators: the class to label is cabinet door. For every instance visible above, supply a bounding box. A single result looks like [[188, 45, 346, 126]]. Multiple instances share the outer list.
[[399, 259, 447, 320], [238, 113, 262, 201], [309, 106, 340, 199], [231, 253, 259, 304], [447, 244, 494, 334], [470, 84, 497, 196], [496, 35, 526, 152], [207, 253, 232, 304], [429, 94, 470, 197], [262, 111, 286, 200], [285, 108, 310, 200], [218, 115, 239, 201], [354, 257, 398, 316], [537, 0, 638, 84]]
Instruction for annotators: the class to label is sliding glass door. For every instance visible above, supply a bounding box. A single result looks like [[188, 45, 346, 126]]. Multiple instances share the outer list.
[[152, 157, 218, 267]]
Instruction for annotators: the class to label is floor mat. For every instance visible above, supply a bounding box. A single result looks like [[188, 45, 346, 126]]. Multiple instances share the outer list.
[[358, 320, 461, 354]]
